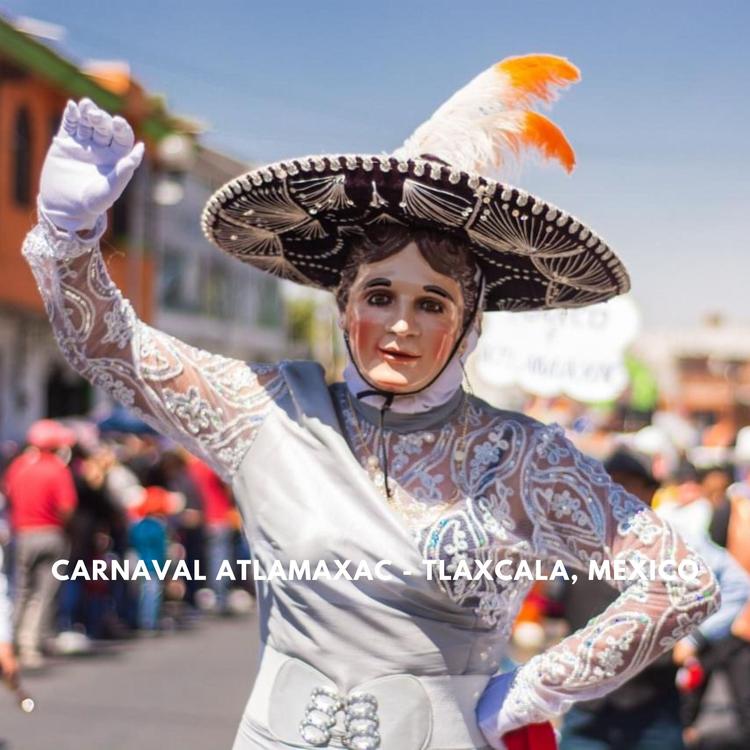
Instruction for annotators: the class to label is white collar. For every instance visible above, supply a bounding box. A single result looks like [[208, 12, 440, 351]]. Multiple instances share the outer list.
[[343, 327, 479, 414]]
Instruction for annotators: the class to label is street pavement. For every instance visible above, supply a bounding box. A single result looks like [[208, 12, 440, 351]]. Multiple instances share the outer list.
[[1, 612, 259, 750]]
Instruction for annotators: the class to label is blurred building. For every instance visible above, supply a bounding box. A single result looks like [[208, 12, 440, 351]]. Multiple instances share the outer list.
[[0, 14, 197, 440], [635, 315, 750, 426], [154, 146, 288, 362]]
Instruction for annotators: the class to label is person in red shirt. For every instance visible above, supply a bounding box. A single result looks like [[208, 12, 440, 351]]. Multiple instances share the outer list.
[[4, 420, 77, 667], [185, 456, 233, 613]]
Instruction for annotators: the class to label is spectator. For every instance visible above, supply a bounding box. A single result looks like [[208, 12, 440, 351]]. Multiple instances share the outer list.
[[699, 465, 732, 510], [150, 450, 205, 608], [657, 472, 750, 750], [186, 456, 233, 614], [100, 444, 145, 513], [710, 481, 750, 574], [3, 420, 77, 668], [129, 487, 171, 632], [59, 445, 129, 640]]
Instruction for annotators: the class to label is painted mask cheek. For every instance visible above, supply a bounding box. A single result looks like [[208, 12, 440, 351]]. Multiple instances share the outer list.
[[430, 329, 455, 364], [426, 312, 461, 364], [347, 308, 381, 368]]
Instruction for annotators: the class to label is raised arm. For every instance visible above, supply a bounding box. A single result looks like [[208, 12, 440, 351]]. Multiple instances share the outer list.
[[23, 99, 287, 481], [478, 423, 719, 747]]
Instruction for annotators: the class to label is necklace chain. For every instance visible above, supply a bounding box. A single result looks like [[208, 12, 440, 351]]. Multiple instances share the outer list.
[[345, 391, 471, 512]]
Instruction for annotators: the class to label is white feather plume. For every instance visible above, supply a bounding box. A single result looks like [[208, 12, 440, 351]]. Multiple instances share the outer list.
[[392, 54, 580, 175]]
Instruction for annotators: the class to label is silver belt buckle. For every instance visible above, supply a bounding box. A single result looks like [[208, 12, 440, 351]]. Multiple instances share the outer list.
[[263, 655, 432, 748], [299, 687, 381, 749]]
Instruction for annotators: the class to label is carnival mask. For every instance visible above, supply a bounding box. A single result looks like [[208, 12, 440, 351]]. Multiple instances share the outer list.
[[342, 243, 465, 393]]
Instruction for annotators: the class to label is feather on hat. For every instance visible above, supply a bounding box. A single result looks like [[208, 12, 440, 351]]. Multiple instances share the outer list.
[[395, 54, 579, 174]]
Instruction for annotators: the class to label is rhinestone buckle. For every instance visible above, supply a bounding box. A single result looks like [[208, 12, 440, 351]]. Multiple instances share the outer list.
[[299, 687, 344, 746], [343, 692, 380, 750], [299, 687, 381, 749]]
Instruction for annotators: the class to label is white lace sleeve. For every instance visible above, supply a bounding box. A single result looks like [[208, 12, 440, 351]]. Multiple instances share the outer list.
[[495, 423, 720, 734], [22, 218, 287, 480]]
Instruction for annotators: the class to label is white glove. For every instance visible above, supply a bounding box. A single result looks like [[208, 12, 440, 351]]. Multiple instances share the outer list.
[[39, 98, 145, 235]]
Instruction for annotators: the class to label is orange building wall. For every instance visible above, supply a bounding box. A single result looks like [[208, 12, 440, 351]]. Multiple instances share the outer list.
[[0, 72, 58, 316], [0, 70, 154, 321]]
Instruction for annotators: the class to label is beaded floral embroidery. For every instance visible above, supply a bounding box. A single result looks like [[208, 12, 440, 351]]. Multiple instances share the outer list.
[[23, 220, 718, 738], [23, 219, 286, 481]]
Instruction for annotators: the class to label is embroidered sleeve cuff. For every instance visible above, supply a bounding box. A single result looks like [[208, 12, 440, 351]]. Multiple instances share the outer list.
[[23, 204, 107, 261], [494, 656, 559, 735]]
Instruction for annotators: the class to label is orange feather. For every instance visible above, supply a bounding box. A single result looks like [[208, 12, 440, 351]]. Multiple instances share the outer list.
[[520, 111, 576, 173], [495, 54, 580, 107], [396, 53, 580, 175]]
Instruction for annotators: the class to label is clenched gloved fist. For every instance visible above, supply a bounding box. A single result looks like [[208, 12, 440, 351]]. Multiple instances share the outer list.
[[39, 98, 144, 235]]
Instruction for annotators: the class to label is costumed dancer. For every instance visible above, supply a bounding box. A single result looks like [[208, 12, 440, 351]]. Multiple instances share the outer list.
[[22, 54, 719, 749]]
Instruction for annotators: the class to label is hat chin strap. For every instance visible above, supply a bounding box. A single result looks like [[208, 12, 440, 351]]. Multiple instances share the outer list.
[[343, 305, 477, 500], [342, 274, 484, 498]]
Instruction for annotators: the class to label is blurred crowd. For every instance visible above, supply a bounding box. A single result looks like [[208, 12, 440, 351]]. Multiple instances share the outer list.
[[0, 417, 254, 684], [1, 404, 750, 750], [514, 399, 750, 750]]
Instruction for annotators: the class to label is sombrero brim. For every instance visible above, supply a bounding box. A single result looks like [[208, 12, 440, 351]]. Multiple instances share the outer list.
[[201, 154, 629, 312]]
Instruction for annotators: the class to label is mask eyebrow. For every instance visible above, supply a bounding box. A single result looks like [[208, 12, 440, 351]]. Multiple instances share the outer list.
[[363, 277, 392, 289], [423, 284, 454, 302]]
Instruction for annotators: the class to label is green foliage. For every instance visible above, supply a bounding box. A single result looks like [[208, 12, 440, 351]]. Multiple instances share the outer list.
[[286, 298, 317, 348]]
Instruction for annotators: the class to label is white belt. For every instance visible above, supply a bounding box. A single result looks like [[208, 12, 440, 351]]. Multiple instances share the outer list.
[[245, 644, 492, 750]]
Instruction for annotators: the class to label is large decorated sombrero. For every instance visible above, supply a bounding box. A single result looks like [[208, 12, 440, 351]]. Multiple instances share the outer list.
[[201, 55, 629, 312]]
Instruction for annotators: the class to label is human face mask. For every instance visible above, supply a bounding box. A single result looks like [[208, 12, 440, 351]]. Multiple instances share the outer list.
[[342, 242, 464, 394]]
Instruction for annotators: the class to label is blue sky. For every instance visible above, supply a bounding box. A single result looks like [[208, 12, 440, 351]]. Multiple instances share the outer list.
[[4, 1, 748, 327]]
